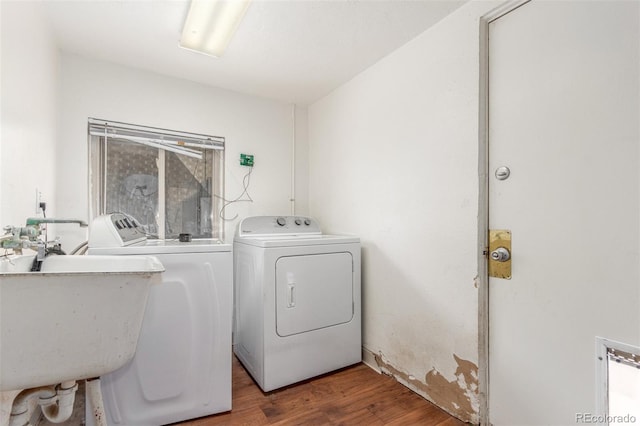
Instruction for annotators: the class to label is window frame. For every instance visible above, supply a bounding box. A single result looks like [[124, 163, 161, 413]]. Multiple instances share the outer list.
[[88, 118, 225, 240]]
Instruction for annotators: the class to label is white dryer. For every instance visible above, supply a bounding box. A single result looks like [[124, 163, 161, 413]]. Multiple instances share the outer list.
[[86, 213, 232, 425], [233, 215, 361, 392]]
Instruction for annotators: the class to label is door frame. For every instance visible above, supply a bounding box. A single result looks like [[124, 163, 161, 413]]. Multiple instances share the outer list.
[[477, 2, 531, 424]]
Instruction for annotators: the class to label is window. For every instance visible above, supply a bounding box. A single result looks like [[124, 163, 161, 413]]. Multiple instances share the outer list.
[[88, 119, 225, 240]]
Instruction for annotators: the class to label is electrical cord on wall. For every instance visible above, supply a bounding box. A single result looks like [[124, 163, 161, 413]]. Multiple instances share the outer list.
[[218, 166, 253, 221]]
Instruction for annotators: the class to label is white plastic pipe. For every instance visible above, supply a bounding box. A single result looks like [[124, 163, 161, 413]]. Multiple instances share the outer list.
[[8, 381, 78, 426], [40, 381, 77, 423], [9, 386, 56, 426], [290, 104, 296, 215], [85, 378, 107, 426]]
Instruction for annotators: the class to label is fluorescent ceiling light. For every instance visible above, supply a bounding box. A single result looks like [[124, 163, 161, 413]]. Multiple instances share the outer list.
[[180, 0, 251, 58]]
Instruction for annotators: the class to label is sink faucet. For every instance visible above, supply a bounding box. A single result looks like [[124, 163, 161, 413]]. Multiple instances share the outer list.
[[1, 218, 88, 262], [25, 218, 88, 227]]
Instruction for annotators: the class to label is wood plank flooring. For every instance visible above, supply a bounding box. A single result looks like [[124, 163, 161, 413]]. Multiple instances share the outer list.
[[177, 357, 467, 426]]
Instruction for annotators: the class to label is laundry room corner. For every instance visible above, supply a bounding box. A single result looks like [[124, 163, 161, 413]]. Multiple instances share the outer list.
[[306, 1, 502, 423]]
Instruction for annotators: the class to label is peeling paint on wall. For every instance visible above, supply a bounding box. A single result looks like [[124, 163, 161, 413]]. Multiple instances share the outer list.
[[425, 354, 479, 422], [474, 274, 481, 289], [374, 352, 479, 424]]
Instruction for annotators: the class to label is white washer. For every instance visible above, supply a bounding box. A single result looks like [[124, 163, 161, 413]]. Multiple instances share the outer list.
[[86, 213, 232, 425], [233, 215, 361, 392]]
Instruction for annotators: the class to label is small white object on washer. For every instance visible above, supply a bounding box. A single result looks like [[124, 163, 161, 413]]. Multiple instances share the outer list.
[[233, 215, 361, 392]]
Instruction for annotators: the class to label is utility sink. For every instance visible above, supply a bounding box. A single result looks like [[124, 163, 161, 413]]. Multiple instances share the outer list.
[[0, 254, 163, 391]]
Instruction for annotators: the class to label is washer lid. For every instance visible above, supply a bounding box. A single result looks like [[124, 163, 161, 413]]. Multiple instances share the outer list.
[[88, 238, 231, 255], [234, 234, 359, 248]]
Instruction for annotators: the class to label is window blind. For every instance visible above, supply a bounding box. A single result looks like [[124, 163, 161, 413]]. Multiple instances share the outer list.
[[88, 118, 224, 160]]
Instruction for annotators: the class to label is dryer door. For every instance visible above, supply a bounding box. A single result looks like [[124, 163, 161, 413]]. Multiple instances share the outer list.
[[275, 252, 353, 337]]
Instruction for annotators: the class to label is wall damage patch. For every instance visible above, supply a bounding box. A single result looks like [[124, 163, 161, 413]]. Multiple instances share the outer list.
[[373, 352, 479, 424], [425, 354, 479, 422]]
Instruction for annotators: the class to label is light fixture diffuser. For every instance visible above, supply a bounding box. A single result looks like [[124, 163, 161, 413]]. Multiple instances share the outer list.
[[180, 0, 251, 58]]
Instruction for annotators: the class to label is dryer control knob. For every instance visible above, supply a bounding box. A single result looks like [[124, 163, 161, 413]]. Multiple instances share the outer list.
[[276, 217, 286, 226], [294, 219, 302, 225], [304, 218, 311, 226]]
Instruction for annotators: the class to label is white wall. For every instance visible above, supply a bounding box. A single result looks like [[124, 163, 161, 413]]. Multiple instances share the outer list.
[[307, 1, 499, 422], [0, 2, 59, 421], [56, 53, 304, 249], [0, 1, 58, 227]]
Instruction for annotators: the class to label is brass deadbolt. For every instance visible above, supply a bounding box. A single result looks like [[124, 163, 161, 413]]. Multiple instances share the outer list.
[[489, 229, 511, 279]]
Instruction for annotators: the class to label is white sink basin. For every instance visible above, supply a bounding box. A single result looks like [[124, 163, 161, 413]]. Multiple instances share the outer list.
[[0, 254, 163, 391]]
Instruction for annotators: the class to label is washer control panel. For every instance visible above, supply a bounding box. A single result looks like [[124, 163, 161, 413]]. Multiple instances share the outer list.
[[237, 216, 321, 237], [89, 213, 147, 248]]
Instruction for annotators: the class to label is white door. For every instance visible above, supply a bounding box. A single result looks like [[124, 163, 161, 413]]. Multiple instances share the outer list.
[[488, 1, 640, 424]]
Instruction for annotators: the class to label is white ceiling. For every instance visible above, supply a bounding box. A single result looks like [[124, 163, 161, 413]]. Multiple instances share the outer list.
[[42, 0, 468, 105]]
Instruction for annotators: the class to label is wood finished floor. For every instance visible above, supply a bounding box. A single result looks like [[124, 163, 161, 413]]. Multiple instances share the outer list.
[[176, 356, 466, 426]]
